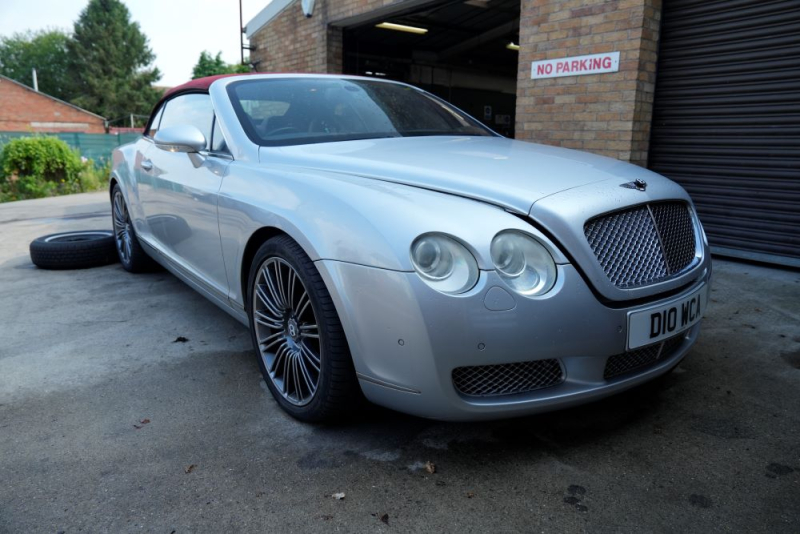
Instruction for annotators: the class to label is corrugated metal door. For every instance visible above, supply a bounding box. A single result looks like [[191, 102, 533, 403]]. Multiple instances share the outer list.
[[648, 0, 800, 267]]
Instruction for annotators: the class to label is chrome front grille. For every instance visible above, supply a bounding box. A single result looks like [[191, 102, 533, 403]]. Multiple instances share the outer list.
[[604, 335, 686, 380], [452, 359, 564, 397], [584, 201, 697, 288], [649, 203, 697, 276]]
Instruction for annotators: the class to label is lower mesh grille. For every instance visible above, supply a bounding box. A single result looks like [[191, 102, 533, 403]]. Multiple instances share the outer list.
[[604, 335, 686, 379], [452, 359, 564, 397]]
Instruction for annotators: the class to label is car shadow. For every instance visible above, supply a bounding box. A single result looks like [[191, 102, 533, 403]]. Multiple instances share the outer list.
[[295, 369, 683, 472]]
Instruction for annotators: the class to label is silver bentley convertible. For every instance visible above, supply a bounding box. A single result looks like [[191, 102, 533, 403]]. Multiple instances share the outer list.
[[110, 74, 711, 422]]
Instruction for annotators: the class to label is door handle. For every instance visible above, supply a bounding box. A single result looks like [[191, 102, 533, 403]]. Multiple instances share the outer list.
[[141, 159, 153, 171]]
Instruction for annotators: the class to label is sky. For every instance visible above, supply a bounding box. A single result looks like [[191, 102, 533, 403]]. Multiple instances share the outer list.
[[0, 0, 269, 87]]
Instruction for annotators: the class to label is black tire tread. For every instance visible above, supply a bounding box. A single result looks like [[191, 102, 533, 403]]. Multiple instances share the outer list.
[[29, 232, 117, 270]]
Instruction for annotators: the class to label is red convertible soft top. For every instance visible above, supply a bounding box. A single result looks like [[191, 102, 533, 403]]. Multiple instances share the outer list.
[[148, 73, 263, 129], [159, 73, 261, 104]]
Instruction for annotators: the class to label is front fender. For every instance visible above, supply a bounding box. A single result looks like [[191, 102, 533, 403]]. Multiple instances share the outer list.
[[217, 164, 566, 308], [110, 140, 151, 234], [110, 147, 130, 196]]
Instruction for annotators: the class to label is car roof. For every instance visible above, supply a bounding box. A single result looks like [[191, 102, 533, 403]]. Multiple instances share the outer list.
[[147, 73, 408, 132], [158, 72, 262, 104], [150, 73, 281, 125], [157, 72, 401, 102]]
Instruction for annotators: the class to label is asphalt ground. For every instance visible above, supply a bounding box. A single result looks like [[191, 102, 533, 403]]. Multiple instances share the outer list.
[[1, 192, 798, 532]]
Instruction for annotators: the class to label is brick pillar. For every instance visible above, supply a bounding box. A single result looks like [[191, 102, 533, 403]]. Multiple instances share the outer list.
[[249, 0, 330, 73], [515, 0, 661, 166], [327, 26, 344, 74]]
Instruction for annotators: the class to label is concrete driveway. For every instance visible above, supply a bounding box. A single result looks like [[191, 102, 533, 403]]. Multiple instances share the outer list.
[[1, 192, 798, 533]]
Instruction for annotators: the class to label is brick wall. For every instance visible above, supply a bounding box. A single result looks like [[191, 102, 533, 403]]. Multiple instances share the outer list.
[[249, 2, 328, 73], [0, 77, 106, 134], [516, 0, 661, 166], [249, 0, 407, 74]]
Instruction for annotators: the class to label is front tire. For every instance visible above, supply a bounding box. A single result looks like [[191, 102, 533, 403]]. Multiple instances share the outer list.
[[247, 236, 361, 422], [111, 184, 158, 273]]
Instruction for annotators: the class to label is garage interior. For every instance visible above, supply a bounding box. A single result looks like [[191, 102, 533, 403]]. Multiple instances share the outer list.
[[339, 0, 520, 137]]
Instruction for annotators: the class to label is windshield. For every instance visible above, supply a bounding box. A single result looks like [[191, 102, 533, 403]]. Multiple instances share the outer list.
[[227, 78, 495, 147]]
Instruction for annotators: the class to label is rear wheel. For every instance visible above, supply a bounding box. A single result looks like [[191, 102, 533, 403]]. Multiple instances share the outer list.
[[111, 184, 158, 272], [247, 236, 361, 422]]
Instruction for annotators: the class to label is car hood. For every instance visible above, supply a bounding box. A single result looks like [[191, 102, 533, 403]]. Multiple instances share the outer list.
[[261, 136, 662, 214]]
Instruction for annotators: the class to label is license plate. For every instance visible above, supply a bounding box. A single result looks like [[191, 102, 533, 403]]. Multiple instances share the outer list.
[[627, 284, 708, 350]]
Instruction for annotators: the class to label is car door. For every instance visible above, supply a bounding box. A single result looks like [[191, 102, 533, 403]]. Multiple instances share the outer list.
[[127, 105, 165, 244], [138, 93, 231, 297]]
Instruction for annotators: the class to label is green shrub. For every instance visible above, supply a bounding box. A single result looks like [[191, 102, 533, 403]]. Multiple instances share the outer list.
[[0, 136, 82, 183], [0, 137, 107, 202], [12, 175, 64, 199]]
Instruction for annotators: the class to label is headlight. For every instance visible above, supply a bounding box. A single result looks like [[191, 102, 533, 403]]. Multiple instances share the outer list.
[[410, 233, 479, 294], [490, 231, 556, 296]]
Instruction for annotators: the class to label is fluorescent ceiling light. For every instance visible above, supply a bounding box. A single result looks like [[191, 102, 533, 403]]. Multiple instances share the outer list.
[[375, 22, 428, 34], [506, 42, 520, 51]]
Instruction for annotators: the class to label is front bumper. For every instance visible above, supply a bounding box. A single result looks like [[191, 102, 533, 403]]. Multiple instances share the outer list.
[[317, 259, 710, 421]]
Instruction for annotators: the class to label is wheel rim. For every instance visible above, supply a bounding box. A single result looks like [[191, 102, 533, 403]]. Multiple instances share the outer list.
[[253, 257, 321, 406], [43, 231, 113, 243], [112, 190, 133, 264]]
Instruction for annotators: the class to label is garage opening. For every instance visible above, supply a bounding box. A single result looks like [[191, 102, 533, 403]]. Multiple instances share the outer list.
[[338, 0, 520, 137]]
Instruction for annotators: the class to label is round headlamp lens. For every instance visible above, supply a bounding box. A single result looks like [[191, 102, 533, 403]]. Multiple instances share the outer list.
[[490, 231, 556, 296], [412, 237, 453, 279], [492, 233, 527, 276], [411, 234, 478, 294]]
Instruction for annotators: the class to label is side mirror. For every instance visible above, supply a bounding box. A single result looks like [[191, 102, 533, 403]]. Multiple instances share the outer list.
[[154, 125, 206, 153]]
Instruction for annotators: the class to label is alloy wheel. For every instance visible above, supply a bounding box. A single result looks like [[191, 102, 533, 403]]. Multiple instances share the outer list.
[[112, 190, 133, 264], [253, 257, 321, 406]]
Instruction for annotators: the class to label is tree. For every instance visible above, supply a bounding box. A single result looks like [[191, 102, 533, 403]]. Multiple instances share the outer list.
[[192, 51, 250, 79], [0, 30, 73, 100], [67, 0, 161, 121]]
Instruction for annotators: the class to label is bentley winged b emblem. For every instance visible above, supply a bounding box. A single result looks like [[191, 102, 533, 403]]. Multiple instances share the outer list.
[[621, 178, 648, 191]]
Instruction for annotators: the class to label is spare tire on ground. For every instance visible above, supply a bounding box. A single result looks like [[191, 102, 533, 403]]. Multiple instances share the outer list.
[[30, 230, 119, 270]]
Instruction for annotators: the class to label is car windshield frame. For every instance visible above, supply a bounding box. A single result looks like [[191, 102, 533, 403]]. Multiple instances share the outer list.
[[226, 77, 497, 147]]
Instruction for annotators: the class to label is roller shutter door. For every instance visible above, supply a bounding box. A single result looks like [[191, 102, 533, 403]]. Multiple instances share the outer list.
[[648, 0, 800, 267]]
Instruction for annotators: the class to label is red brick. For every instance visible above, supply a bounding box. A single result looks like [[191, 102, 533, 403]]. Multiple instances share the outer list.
[[0, 77, 105, 133], [516, 0, 660, 166]]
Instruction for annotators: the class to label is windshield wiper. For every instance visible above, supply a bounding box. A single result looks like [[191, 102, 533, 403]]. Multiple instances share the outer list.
[[261, 132, 403, 147]]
